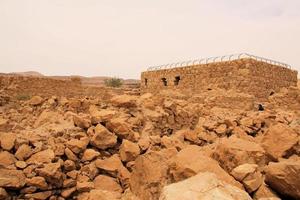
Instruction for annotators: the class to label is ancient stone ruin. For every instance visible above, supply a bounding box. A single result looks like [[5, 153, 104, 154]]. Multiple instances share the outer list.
[[141, 53, 298, 99]]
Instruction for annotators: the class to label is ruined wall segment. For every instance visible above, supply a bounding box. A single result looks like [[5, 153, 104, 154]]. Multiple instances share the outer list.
[[141, 58, 298, 99]]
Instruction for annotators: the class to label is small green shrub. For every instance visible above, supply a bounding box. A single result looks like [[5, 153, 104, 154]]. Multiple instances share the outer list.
[[16, 94, 31, 101], [104, 77, 123, 88]]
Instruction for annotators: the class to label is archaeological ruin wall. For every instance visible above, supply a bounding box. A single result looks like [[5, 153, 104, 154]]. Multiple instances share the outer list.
[[141, 58, 298, 99]]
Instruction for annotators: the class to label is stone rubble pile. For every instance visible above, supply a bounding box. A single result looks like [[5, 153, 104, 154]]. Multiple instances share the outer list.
[[0, 87, 300, 200]]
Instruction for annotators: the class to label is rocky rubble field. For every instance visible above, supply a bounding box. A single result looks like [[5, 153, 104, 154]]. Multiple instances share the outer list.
[[0, 86, 300, 200]]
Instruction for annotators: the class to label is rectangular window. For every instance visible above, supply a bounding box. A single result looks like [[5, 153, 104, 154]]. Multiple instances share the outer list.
[[174, 76, 180, 86], [161, 78, 167, 86]]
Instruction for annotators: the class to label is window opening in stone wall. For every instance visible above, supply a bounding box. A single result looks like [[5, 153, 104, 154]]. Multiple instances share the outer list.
[[145, 78, 148, 86], [161, 78, 167, 86], [174, 76, 181, 86]]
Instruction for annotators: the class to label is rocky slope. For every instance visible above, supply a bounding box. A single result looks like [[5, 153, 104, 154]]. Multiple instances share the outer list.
[[0, 81, 300, 199]]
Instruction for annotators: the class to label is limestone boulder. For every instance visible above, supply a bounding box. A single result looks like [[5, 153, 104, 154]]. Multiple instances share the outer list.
[[95, 154, 131, 187], [27, 149, 55, 164], [106, 117, 138, 141], [110, 95, 137, 108], [0, 132, 16, 151], [264, 158, 300, 199], [119, 139, 140, 162], [93, 175, 123, 193], [64, 160, 76, 171], [159, 172, 252, 200], [253, 183, 280, 200], [89, 105, 117, 124], [78, 189, 121, 200], [231, 164, 263, 193], [66, 137, 89, 154], [138, 137, 150, 151], [261, 123, 299, 160], [61, 187, 76, 198], [65, 148, 78, 161], [24, 191, 52, 200], [28, 96, 44, 106], [73, 115, 92, 129], [76, 181, 95, 192], [15, 144, 33, 161], [26, 176, 48, 190], [161, 135, 186, 150], [169, 145, 242, 188], [130, 148, 178, 200], [89, 124, 117, 150], [0, 151, 16, 168], [36, 162, 63, 187], [81, 162, 99, 180], [82, 149, 100, 162], [213, 136, 266, 172], [0, 169, 26, 188]]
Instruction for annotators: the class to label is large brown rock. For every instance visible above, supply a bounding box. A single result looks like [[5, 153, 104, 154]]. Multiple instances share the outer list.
[[81, 162, 99, 180], [0, 169, 26, 188], [66, 137, 89, 154], [27, 149, 55, 164], [65, 148, 78, 161], [130, 148, 177, 200], [264, 158, 300, 199], [89, 124, 117, 150], [119, 139, 140, 162], [95, 154, 131, 187], [78, 189, 121, 200], [110, 95, 137, 108], [36, 162, 63, 187], [169, 145, 242, 188], [0, 151, 16, 168], [15, 144, 33, 161], [26, 176, 48, 190], [159, 172, 252, 200], [28, 96, 44, 106], [82, 149, 100, 162], [24, 191, 52, 200], [76, 181, 95, 192], [213, 136, 266, 172], [89, 106, 117, 124], [231, 164, 263, 193], [106, 117, 138, 141], [0, 132, 16, 151], [253, 183, 280, 200], [261, 123, 299, 160], [95, 154, 125, 173], [73, 115, 91, 129], [93, 175, 123, 193]]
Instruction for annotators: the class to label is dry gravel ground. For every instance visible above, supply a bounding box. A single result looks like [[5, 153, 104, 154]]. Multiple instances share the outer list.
[[0, 77, 300, 200]]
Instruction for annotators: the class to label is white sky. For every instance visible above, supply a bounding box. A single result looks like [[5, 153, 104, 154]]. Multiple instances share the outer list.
[[0, 0, 299, 79]]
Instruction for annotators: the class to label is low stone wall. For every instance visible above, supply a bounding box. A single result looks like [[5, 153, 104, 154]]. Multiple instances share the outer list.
[[141, 58, 298, 100], [0, 75, 108, 98]]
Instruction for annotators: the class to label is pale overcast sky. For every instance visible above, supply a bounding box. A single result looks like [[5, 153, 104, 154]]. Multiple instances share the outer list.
[[0, 0, 299, 78]]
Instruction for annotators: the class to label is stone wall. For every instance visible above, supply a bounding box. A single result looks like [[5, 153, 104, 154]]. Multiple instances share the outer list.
[[0, 75, 108, 99], [141, 58, 298, 99]]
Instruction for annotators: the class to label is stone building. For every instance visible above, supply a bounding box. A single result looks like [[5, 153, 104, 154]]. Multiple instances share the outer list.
[[141, 53, 298, 99]]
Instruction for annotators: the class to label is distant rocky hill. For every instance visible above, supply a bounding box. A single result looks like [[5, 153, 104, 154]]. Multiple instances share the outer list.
[[1, 71, 139, 87], [10, 71, 44, 77]]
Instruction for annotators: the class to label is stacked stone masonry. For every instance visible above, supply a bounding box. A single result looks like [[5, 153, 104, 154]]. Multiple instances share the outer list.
[[141, 58, 298, 99]]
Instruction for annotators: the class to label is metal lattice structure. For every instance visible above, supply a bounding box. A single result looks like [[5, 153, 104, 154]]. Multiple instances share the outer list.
[[146, 53, 291, 71]]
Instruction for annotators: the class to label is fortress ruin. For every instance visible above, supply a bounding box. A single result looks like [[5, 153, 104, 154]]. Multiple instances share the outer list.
[[141, 53, 298, 99]]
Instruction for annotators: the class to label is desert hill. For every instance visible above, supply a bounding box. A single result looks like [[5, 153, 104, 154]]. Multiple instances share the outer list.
[[1, 71, 139, 87]]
